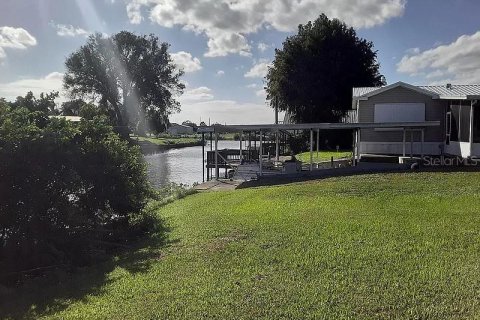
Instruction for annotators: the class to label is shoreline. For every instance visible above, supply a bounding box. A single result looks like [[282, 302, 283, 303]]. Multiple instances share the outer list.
[[135, 140, 204, 154]]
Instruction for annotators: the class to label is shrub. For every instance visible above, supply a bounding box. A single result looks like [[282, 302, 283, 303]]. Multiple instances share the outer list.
[[0, 105, 153, 284]]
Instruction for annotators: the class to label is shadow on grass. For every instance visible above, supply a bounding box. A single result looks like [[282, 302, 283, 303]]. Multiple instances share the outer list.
[[0, 222, 178, 319]]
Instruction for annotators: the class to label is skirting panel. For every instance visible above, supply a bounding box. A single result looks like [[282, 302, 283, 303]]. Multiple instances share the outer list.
[[359, 142, 443, 155]]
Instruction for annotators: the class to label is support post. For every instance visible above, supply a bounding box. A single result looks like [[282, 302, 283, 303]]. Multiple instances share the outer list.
[[402, 128, 406, 157], [259, 130, 263, 176], [470, 100, 474, 157], [410, 129, 414, 159], [248, 132, 252, 161], [352, 130, 356, 166], [356, 129, 361, 165], [215, 132, 219, 180], [202, 133, 205, 183], [421, 129, 425, 159], [310, 129, 314, 171], [210, 132, 213, 151], [275, 130, 280, 161], [316, 129, 320, 158], [239, 131, 243, 162]]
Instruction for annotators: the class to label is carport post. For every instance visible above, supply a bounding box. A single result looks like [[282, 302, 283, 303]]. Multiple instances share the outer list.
[[470, 101, 474, 156], [316, 129, 320, 158], [356, 129, 361, 166], [239, 131, 243, 160], [215, 131, 219, 180], [402, 128, 406, 157], [421, 129, 425, 159], [310, 129, 314, 171], [275, 129, 280, 161], [202, 133, 205, 183], [259, 130, 263, 176], [410, 129, 414, 159]]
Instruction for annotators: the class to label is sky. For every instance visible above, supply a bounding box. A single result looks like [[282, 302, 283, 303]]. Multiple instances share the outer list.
[[0, 0, 479, 125]]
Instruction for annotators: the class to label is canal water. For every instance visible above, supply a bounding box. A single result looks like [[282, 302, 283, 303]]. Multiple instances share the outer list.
[[144, 140, 240, 188]]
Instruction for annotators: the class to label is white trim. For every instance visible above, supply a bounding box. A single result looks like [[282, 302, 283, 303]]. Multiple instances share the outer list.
[[360, 141, 442, 156], [358, 81, 439, 100]]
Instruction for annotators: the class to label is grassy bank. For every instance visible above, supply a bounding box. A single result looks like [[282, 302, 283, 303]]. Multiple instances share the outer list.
[[296, 150, 352, 162], [136, 135, 201, 146], [3, 172, 480, 319]]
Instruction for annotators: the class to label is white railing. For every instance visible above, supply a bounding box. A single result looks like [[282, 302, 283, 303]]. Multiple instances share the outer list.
[[341, 110, 358, 123]]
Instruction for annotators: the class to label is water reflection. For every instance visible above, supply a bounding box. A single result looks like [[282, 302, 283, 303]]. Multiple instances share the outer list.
[[144, 140, 240, 188]]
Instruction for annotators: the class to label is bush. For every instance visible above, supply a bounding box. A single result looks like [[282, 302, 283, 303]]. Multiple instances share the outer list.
[[0, 105, 154, 284]]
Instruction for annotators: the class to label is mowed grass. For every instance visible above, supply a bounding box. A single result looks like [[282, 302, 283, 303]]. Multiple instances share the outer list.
[[136, 136, 200, 146], [3, 172, 480, 319], [296, 150, 352, 163]]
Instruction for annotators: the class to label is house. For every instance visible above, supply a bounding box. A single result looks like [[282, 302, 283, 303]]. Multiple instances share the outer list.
[[352, 81, 480, 158], [167, 123, 194, 135]]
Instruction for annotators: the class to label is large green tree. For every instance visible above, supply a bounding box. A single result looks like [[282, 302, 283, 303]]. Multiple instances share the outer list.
[[266, 14, 385, 123], [64, 31, 184, 133]]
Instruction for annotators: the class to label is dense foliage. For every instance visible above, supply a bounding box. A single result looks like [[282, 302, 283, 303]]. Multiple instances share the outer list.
[[266, 14, 385, 123], [64, 31, 184, 134], [0, 97, 154, 284]]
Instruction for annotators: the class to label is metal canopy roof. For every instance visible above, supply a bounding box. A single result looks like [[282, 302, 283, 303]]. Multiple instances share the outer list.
[[418, 84, 480, 99], [212, 121, 440, 133], [353, 81, 480, 100]]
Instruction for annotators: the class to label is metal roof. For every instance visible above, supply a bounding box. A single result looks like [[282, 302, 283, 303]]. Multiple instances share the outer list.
[[418, 84, 480, 99], [212, 121, 440, 133], [352, 87, 378, 97], [353, 82, 480, 100]]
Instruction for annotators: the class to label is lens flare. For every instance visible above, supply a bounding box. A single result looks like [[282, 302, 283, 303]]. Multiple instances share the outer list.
[[73, 0, 147, 133]]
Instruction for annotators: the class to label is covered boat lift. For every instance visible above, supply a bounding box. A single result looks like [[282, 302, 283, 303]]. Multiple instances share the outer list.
[[199, 121, 440, 180]]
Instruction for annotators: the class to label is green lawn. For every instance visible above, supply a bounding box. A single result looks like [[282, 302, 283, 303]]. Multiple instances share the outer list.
[[296, 150, 352, 163], [136, 135, 201, 146], [3, 172, 480, 319]]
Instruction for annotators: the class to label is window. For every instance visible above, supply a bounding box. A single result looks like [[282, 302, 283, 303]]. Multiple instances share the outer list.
[[374, 103, 425, 123], [473, 101, 480, 143]]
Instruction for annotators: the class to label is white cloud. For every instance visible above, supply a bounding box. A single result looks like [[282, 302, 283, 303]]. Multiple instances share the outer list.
[[405, 47, 420, 55], [216, 70, 225, 76], [246, 83, 258, 88], [257, 42, 270, 52], [0, 26, 37, 61], [127, 2, 143, 24], [51, 23, 90, 38], [126, 0, 405, 57], [204, 30, 251, 57], [171, 99, 279, 125], [245, 59, 271, 78], [171, 51, 202, 73], [255, 88, 267, 98], [180, 86, 214, 102], [0, 72, 65, 101], [397, 31, 480, 84]]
